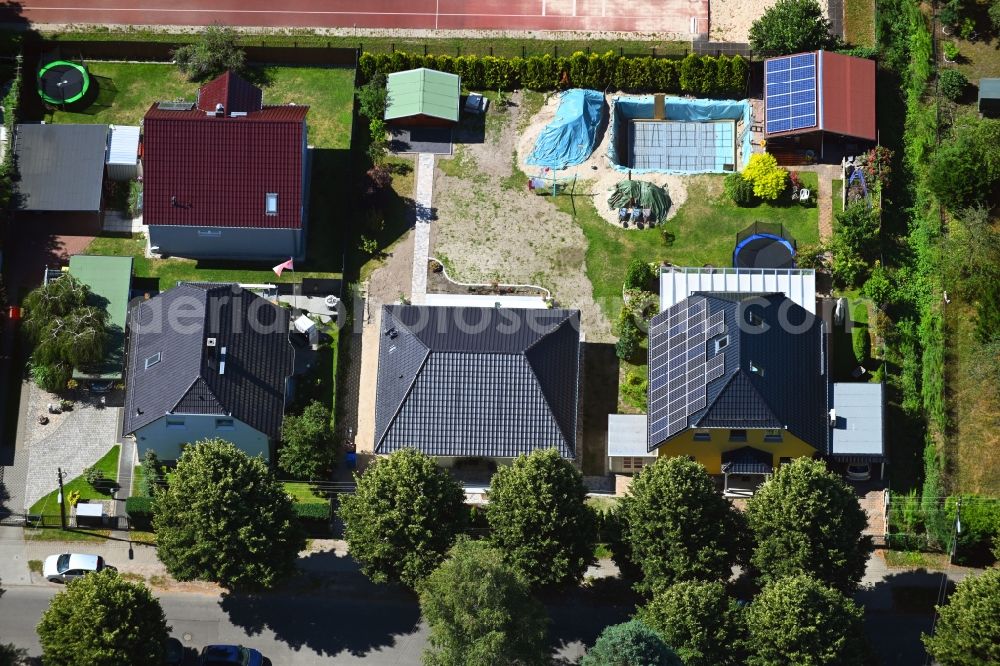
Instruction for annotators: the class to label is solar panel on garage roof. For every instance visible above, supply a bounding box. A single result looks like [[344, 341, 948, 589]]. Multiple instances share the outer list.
[[765, 53, 818, 134]]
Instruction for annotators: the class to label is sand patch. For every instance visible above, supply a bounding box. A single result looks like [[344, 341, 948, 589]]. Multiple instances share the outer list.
[[709, 0, 832, 42]]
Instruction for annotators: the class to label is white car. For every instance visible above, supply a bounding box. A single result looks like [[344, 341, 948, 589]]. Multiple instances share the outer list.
[[43, 553, 114, 583], [845, 463, 872, 482]]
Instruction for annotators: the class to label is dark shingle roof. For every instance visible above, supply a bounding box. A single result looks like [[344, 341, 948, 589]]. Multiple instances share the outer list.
[[142, 99, 307, 230], [648, 292, 828, 452], [123, 284, 294, 440], [13, 123, 108, 211], [374, 305, 580, 458]]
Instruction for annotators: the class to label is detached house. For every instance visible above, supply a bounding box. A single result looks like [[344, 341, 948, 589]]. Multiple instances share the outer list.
[[123, 283, 295, 461], [142, 71, 309, 261], [373, 305, 581, 467]]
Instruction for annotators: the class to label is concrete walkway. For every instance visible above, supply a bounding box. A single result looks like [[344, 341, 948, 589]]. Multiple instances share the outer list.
[[410, 153, 435, 305], [102, 212, 144, 234]]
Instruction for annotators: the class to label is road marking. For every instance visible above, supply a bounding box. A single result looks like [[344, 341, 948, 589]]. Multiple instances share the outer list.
[[541, 0, 546, 16]]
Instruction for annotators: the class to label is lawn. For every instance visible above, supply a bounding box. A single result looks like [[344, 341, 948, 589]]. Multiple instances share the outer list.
[[283, 481, 329, 504], [550, 173, 820, 320], [85, 233, 340, 292], [845, 0, 876, 47], [24, 528, 112, 542], [45, 63, 356, 151], [29, 445, 120, 517]]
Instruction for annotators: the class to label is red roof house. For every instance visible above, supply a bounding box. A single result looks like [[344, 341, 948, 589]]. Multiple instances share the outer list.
[[142, 72, 309, 261]]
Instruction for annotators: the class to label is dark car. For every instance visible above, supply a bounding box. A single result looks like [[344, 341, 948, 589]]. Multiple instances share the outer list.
[[164, 637, 185, 665], [199, 645, 264, 666]]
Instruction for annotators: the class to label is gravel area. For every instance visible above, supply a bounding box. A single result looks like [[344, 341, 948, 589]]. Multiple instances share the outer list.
[[709, 0, 832, 42]]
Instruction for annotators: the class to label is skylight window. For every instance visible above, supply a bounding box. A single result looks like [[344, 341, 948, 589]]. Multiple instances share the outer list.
[[265, 193, 278, 216], [144, 352, 161, 369]]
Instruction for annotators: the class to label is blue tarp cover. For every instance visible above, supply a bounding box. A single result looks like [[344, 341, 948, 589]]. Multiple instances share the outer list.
[[526, 89, 605, 169]]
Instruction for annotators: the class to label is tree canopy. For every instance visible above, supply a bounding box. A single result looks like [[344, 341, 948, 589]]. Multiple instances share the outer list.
[[279, 400, 336, 480], [745, 575, 865, 666], [581, 620, 684, 666], [356, 73, 389, 120], [173, 25, 248, 82], [339, 449, 467, 587], [618, 456, 748, 594], [748, 0, 834, 55], [486, 449, 597, 588], [923, 568, 1000, 665], [153, 439, 305, 588], [927, 117, 1000, 211], [22, 274, 108, 392], [745, 458, 873, 593], [419, 539, 549, 666], [637, 580, 747, 666], [37, 570, 169, 666]]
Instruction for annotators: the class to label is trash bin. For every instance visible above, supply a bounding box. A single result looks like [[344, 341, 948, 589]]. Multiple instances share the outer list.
[[345, 452, 357, 469]]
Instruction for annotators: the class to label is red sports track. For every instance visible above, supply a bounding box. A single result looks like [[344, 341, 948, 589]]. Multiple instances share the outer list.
[[8, 0, 708, 35]]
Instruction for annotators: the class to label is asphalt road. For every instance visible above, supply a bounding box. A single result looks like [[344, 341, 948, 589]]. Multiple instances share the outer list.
[[0, 584, 628, 665]]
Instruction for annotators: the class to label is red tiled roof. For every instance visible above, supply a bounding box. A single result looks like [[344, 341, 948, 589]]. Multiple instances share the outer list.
[[197, 71, 263, 114], [142, 105, 308, 230], [819, 51, 876, 142]]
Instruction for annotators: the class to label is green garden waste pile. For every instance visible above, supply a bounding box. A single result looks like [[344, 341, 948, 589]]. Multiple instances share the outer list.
[[606, 180, 671, 222]]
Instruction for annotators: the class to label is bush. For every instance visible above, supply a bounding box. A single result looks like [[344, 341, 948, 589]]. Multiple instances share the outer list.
[[742, 154, 787, 200], [624, 259, 656, 291], [862, 262, 895, 305], [126, 496, 156, 530], [620, 369, 648, 411], [939, 69, 968, 101], [172, 25, 247, 82], [83, 466, 105, 488], [725, 172, 756, 206], [616, 317, 641, 361], [292, 501, 332, 522], [852, 325, 871, 364], [749, 0, 834, 55], [991, 0, 1000, 33], [356, 73, 388, 120]]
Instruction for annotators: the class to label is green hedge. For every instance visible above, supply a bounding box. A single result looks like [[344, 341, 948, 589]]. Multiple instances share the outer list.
[[125, 495, 155, 530], [359, 50, 748, 95], [293, 501, 332, 521]]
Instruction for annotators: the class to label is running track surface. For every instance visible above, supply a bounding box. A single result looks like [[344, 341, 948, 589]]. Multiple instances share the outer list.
[[6, 0, 709, 35]]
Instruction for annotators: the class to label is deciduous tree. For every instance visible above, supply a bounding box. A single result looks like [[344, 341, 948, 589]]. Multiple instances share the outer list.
[[745, 458, 872, 593], [339, 449, 466, 587], [419, 539, 549, 666], [486, 449, 596, 588], [746, 575, 865, 666], [581, 620, 683, 666], [618, 456, 748, 594], [154, 439, 304, 588], [37, 570, 169, 666], [637, 580, 747, 666], [749, 0, 834, 55], [923, 568, 1000, 664], [279, 400, 336, 480], [173, 25, 247, 82]]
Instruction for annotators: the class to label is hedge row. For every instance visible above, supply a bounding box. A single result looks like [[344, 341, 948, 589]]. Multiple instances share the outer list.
[[293, 501, 332, 521], [125, 496, 155, 530], [359, 51, 749, 96]]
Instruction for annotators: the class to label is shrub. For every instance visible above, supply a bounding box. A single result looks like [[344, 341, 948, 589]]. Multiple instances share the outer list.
[[620, 369, 648, 411], [172, 25, 247, 82], [943, 41, 959, 61], [126, 495, 156, 530], [356, 73, 388, 120], [83, 466, 105, 488], [582, 620, 683, 666], [991, 0, 1000, 33], [292, 501, 332, 522], [862, 262, 895, 305], [939, 68, 968, 101], [616, 316, 641, 361], [624, 259, 656, 291], [742, 154, 787, 200], [852, 325, 871, 364], [725, 172, 756, 206], [749, 0, 834, 55]]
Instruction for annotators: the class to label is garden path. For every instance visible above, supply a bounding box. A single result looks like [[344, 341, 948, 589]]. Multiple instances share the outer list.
[[410, 153, 435, 304], [797, 164, 840, 243]]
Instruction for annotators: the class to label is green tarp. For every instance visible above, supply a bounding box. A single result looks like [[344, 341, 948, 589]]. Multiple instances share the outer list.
[[607, 180, 671, 222]]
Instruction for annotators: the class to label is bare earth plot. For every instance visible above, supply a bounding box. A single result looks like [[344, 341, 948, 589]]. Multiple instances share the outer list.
[[709, 0, 831, 42], [432, 91, 613, 342]]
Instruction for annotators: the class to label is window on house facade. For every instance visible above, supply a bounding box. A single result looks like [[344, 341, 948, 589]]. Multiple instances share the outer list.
[[621, 457, 650, 473], [165, 417, 186, 429], [729, 429, 747, 442], [693, 431, 712, 441], [764, 429, 784, 442], [265, 193, 278, 215], [215, 418, 235, 430]]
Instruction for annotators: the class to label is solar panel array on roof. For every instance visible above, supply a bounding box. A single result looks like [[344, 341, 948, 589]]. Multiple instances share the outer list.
[[648, 298, 726, 445], [765, 53, 817, 134]]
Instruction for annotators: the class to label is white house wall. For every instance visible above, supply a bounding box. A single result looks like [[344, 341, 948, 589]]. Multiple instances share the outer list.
[[134, 413, 270, 461]]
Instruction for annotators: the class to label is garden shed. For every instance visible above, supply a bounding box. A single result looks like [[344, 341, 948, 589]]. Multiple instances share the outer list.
[[13, 123, 108, 215], [979, 78, 1000, 118], [106, 124, 141, 181], [385, 68, 461, 127]]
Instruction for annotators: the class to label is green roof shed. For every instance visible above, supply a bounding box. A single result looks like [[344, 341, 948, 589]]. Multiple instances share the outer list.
[[68, 255, 133, 380], [385, 68, 461, 126], [979, 78, 1000, 117]]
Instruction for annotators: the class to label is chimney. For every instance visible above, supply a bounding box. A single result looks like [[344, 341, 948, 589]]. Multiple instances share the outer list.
[[829, 408, 837, 426], [215, 103, 225, 118]]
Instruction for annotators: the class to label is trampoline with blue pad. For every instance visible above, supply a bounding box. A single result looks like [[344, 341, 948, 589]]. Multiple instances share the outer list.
[[733, 222, 797, 269]]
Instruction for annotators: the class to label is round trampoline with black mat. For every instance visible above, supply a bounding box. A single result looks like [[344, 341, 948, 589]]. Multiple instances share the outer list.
[[37, 60, 91, 106], [732, 222, 797, 269]]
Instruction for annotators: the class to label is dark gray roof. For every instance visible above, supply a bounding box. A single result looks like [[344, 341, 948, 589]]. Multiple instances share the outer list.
[[123, 284, 294, 440], [374, 305, 580, 458], [13, 124, 108, 211], [648, 292, 828, 452]]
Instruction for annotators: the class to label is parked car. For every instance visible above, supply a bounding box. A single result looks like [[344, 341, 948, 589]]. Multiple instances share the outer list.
[[199, 645, 264, 666], [845, 463, 872, 481], [43, 553, 115, 583], [164, 637, 185, 665]]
